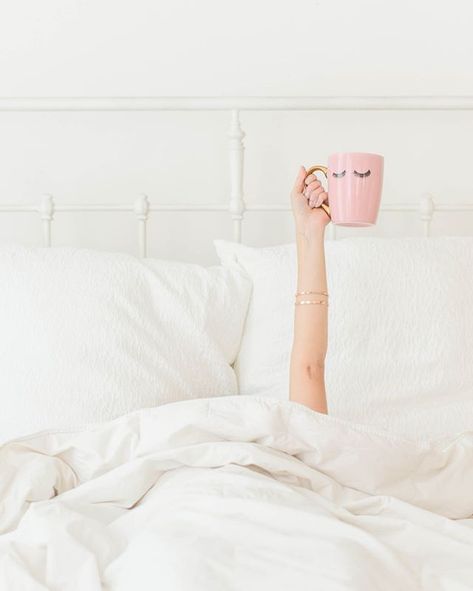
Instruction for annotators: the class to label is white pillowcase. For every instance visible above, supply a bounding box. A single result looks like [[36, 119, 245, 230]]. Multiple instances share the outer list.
[[0, 245, 251, 441], [215, 237, 473, 440]]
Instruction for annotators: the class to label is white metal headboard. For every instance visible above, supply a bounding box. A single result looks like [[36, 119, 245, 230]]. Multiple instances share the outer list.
[[1, 95, 473, 257]]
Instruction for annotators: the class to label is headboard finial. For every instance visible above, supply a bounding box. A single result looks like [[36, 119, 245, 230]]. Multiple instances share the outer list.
[[419, 193, 435, 221], [419, 194, 435, 237], [134, 194, 150, 258], [40, 194, 54, 221], [134, 194, 150, 220], [40, 195, 55, 247]]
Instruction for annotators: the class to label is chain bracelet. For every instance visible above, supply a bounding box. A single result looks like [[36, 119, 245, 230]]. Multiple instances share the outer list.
[[295, 290, 329, 297], [295, 299, 329, 306]]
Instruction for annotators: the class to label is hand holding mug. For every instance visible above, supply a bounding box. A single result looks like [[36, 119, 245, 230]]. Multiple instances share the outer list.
[[291, 166, 331, 238]]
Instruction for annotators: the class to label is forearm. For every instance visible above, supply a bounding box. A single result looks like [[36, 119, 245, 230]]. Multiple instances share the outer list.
[[289, 227, 329, 412]]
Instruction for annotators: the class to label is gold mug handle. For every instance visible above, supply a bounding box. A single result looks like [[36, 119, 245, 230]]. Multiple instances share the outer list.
[[306, 165, 331, 219]]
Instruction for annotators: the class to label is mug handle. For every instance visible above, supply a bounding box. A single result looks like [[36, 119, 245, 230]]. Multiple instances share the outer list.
[[306, 165, 331, 219]]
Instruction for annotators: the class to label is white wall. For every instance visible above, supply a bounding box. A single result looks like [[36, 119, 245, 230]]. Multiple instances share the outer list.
[[0, 0, 472, 262], [1, 0, 472, 96]]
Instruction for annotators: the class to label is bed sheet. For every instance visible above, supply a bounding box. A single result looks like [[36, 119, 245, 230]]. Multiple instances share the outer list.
[[1, 396, 472, 590]]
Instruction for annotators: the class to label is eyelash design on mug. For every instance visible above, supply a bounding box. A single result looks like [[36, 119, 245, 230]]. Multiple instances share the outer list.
[[353, 169, 371, 178], [332, 170, 346, 178]]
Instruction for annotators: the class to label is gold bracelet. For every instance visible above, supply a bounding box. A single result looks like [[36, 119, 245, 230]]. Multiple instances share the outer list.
[[295, 290, 329, 297], [295, 299, 329, 306]]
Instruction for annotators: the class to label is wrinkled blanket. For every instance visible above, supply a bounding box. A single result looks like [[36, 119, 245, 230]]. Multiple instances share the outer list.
[[0, 396, 472, 590]]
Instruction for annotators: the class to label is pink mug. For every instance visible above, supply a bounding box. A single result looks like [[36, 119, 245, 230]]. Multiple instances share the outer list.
[[306, 152, 384, 226]]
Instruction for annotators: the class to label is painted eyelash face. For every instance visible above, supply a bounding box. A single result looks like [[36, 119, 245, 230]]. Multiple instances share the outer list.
[[332, 169, 372, 179]]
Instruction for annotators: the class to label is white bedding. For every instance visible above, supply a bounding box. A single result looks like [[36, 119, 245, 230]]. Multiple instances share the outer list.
[[1, 395, 472, 590], [0, 245, 251, 441], [215, 237, 473, 441]]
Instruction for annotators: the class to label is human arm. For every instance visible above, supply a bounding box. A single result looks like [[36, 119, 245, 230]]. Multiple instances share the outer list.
[[289, 166, 331, 413]]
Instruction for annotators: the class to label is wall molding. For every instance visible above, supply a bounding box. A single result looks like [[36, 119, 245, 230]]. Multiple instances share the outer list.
[[0, 96, 473, 111]]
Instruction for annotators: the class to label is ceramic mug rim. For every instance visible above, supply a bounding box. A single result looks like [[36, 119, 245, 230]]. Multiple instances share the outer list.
[[328, 151, 384, 160]]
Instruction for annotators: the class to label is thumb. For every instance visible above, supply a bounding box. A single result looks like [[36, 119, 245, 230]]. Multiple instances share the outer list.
[[292, 165, 307, 194]]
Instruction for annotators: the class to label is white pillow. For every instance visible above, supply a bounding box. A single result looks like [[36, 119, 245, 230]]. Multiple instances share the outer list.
[[0, 245, 251, 441], [215, 237, 473, 440]]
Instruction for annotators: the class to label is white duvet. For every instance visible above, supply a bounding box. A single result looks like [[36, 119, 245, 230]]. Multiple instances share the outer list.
[[1, 396, 472, 591]]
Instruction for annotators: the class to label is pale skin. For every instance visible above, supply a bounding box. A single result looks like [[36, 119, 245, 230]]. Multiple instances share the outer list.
[[289, 166, 331, 414]]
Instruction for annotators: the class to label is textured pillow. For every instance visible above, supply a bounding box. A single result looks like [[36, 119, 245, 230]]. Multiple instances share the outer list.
[[215, 237, 473, 440], [0, 245, 251, 441]]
